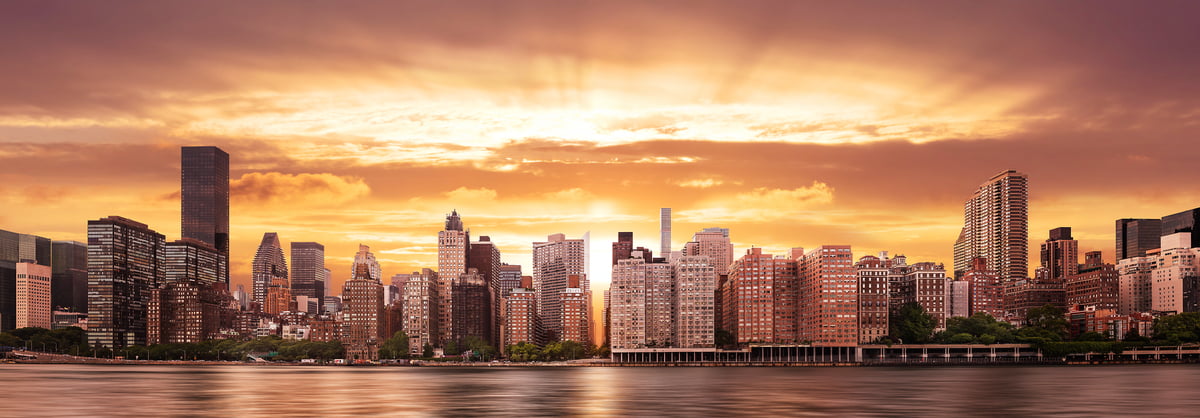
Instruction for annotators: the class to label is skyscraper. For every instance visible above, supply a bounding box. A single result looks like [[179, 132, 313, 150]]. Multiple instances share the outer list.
[[402, 268, 440, 355], [291, 242, 326, 307], [342, 264, 384, 360], [87, 216, 165, 348], [502, 276, 541, 352], [15, 262, 51, 329], [1, 230, 51, 331], [660, 208, 672, 257], [352, 244, 382, 283], [953, 170, 1029, 282], [724, 248, 799, 345], [1162, 207, 1200, 249], [610, 256, 648, 350], [855, 255, 889, 344], [468, 236, 501, 346], [251, 232, 288, 310], [672, 255, 716, 348], [181, 146, 230, 284], [51, 240, 88, 313], [797, 246, 859, 346], [450, 268, 491, 345], [1116, 218, 1162, 260], [1040, 227, 1079, 281], [532, 233, 587, 340], [164, 238, 226, 285], [560, 275, 591, 344], [1150, 233, 1200, 314], [437, 210, 469, 346]]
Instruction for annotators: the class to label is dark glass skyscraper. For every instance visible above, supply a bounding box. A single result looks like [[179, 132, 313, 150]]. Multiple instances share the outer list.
[[87, 216, 165, 348], [1162, 208, 1200, 249], [51, 240, 88, 312], [290, 242, 326, 306], [181, 146, 230, 284], [1115, 218, 1162, 260]]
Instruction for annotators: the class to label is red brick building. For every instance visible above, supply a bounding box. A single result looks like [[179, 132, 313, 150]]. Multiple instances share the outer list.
[[798, 245, 858, 346]]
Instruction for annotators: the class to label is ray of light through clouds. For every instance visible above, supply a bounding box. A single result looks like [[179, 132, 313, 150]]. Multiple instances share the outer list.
[[2, 0, 1200, 331]]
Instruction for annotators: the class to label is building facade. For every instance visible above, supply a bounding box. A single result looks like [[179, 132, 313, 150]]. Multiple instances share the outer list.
[[15, 262, 51, 329], [251, 233, 288, 308], [1065, 251, 1120, 312], [959, 257, 1005, 318], [1118, 254, 1156, 315], [610, 257, 647, 350], [660, 208, 672, 258], [290, 242, 326, 308], [180, 146, 230, 284], [1116, 218, 1162, 261], [953, 170, 1029, 282], [468, 236, 502, 347], [502, 284, 541, 352], [683, 227, 734, 276], [855, 255, 889, 344], [560, 275, 591, 344], [1040, 227, 1080, 281], [1150, 233, 1200, 314], [798, 246, 858, 346], [532, 233, 587, 340], [164, 238, 225, 285], [673, 255, 716, 348], [87, 216, 165, 348], [51, 240, 88, 313], [342, 264, 385, 360], [402, 269, 439, 355]]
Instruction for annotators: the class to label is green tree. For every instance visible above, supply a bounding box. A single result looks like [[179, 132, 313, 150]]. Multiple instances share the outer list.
[[422, 343, 435, 358], [444, 340, 460, 356], [1153, 312, 1200, 343], [1075, 331, 1107, 342], [890, 303, 936, 344], [0, 332, 20, 347], [947, 333, 975, 344], [939, 313, 1015, 344], [380, 331, 411, 359], [1123, 327, 1151, 343], [507, 341, 541, 362], [1023, 304, 1068, 340], [462, 336, 496, 361]]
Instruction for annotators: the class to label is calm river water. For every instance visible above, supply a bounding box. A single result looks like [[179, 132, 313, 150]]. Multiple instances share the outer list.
[[1, 364, 1197, 416]]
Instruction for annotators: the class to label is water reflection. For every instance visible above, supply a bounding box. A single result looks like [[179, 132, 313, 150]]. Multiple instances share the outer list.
[[2, 364, 1197, 416]]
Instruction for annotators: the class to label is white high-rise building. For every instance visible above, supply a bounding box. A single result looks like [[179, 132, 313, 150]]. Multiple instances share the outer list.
[[660, 208, 672, 258], [673, 255, 716, 348], [1151, 233, 1200, 314]]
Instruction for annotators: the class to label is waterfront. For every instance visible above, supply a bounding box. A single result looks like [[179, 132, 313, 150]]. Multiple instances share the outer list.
[[2, 364, 1198, 416]]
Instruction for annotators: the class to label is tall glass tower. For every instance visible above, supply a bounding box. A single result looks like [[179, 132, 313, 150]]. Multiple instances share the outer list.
[[181, 146, 230, 284]]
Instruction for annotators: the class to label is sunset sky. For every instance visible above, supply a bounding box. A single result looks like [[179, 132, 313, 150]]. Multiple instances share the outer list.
[[2, 1, 1199, 313]]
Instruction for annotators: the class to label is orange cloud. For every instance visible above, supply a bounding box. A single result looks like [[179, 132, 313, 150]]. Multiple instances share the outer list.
[[231, 172, 370, 206]]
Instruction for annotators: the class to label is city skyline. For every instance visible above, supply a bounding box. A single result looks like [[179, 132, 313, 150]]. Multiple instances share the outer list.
[[2, 2, 1199, 323]]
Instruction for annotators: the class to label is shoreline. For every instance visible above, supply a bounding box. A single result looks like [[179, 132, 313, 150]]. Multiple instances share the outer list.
[[7, 358, 1198, 368]]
